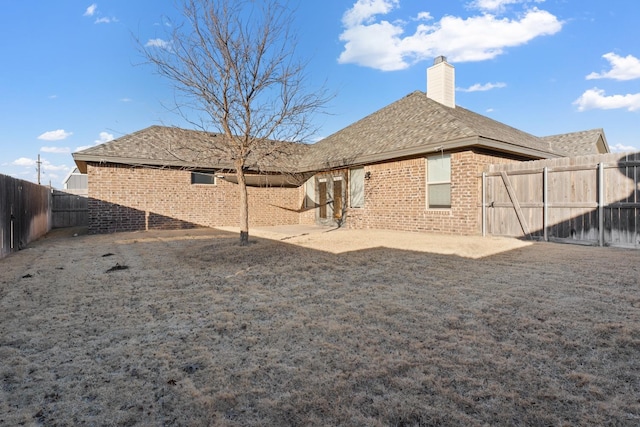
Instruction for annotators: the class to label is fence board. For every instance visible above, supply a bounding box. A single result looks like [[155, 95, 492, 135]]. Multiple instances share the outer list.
[[1, 174, 52, 259], [52, 190, 88, 228], [484, 152, 640, 248]]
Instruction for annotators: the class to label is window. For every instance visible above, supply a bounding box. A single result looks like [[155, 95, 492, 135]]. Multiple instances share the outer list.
[[303, 177, 316, 208], [333, 177, 343, 219], [191, 172, 216, 185], [318, 178, 328, 219], [426, 154, 451, 209], [349, 167, 364, 208]]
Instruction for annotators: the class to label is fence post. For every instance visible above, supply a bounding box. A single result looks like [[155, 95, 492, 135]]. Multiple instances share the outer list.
[[482, 172, 486, 237], [598, 162, 604, 247], [543, 167, 548, 242]]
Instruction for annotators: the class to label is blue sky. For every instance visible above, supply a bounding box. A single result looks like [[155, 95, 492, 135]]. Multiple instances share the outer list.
[[1, 0, 639, 188]]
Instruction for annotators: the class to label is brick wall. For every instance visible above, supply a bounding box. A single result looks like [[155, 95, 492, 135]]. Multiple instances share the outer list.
[[87, 163, 303, 233], [87, 150, 524, 235], [344, 150, 521, 235]]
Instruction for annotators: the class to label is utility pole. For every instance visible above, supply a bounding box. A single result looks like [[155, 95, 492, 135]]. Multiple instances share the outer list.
[[36, 154, 42, 185]]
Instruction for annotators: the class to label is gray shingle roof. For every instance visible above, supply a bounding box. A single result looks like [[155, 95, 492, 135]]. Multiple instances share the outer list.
[[74, 91, 608, 174], [542, 129, 608, 156], [298, 91, 564, 170], [74, 125, 308, 173]]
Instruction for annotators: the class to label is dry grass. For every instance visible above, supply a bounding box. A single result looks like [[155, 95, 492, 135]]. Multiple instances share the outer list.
[[1, 227, 639, 426]]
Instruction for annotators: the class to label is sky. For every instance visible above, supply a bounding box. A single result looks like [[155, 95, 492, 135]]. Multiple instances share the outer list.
[[1, 0, 639, 188]]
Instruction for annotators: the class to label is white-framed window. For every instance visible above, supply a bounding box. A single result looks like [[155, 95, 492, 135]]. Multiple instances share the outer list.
[[426, 154, 451, 209], [349, 167, 364, 208], [191, 172, 216, 185]]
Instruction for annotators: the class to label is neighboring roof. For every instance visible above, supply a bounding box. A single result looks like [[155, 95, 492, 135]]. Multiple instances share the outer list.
[[62, 166, 81, 184], [73, 126, 308, 174], [73, 91, 609, 174], [542, 129, 609, 156]]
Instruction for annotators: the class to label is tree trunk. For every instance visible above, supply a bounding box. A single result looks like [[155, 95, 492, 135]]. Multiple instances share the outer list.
[[235, 160, 250, 246]]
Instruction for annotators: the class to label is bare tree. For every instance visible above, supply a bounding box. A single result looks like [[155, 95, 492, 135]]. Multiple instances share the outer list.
[[140, 0, 329, 245]]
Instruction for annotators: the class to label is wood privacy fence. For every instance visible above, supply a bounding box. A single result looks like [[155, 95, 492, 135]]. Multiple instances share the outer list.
[[0, 174, 52, 259], [482, 152, 640, 248], [52, 190, 88, 228]]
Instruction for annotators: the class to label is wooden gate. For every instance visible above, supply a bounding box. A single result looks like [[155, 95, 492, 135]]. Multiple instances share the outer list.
[[482, 152, 640, 248], [52, 190, 88, 228]]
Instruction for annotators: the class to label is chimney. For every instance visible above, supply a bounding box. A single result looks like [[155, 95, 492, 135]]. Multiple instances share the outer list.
[[427, 56, 455, 108]]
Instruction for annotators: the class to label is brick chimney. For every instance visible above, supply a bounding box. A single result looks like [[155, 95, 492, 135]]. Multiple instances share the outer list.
[[427, 56, 455, 108]]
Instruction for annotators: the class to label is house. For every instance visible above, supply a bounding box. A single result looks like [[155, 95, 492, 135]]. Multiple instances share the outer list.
[[73, 57, 609, 235], [62, 167, 88, 196]]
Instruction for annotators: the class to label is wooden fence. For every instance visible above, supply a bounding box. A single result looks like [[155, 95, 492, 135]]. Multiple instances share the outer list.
[[0, 174, 52, 259], [52, 190, 88, 228], [482, 152, 640, 248]]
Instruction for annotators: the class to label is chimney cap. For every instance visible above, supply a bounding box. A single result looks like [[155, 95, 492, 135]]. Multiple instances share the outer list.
[[434, 55, 447, 65]]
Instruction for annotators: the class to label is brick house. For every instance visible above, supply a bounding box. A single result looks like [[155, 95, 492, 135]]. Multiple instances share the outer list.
[[73, 58, 609, 235]]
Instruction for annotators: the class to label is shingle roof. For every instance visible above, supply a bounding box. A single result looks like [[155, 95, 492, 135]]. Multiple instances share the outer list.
[[298, 91, 564, 170], [74, 91, 608, 174], [74, 125, 308, 173], [542, 129, 608, 156]]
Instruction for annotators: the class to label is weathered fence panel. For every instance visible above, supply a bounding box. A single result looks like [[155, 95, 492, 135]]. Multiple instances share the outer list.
[[483, 152, 640, 248], [52, 190, 88, 228], [1, 174, 52, 259]]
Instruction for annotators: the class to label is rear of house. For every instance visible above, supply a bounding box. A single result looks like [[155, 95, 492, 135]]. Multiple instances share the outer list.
[[73, 58, 609, 236]]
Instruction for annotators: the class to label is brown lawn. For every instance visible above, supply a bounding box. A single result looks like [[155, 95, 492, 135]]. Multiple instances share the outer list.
[[1, 227, 639, 426]]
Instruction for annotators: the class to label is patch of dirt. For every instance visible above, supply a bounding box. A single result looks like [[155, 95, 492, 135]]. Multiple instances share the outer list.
[[1, 227, 639, 426]]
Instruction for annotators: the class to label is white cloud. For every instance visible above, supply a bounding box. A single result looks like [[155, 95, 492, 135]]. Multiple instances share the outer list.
[[338, 1, 562, 71], [42, 162, 69, 173], [573, 88, 640, 112], [11, 157, 68, 172], [84, 4, 97, 17], [470, 0, 544, 12], [95, 131, 114, 144], [38, 129, 73, 141], [75, 131, 115, 152], [12, 157, 35, 167], [145, 38, 172, 50], [41, 146, 71, 154], [586, 53, 640, 81], [120, 97, 133, 102], [95, 16, 117, 24], [458, 82, 507, 92], [611, 143, 638, 153], [342, 0, 398, 27]]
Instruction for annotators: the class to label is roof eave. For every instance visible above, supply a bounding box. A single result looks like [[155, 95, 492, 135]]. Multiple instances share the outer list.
[[72, 153, 299, 174], [72, 153, 228, 173], [296, 136, 560, 172]]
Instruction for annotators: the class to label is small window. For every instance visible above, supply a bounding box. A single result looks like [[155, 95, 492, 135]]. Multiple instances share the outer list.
[[350, 168, 364, 208], [303, 177, 316, 208], [191, 172, 216, 185], [426, 154, 451, 209]]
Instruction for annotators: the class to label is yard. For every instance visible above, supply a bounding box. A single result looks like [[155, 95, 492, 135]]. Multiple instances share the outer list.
[[1, 226, 639, 426]]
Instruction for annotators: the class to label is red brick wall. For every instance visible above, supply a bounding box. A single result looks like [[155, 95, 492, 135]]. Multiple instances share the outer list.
[[344, 150, 521, 235], [87, 163, 303, 233]]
